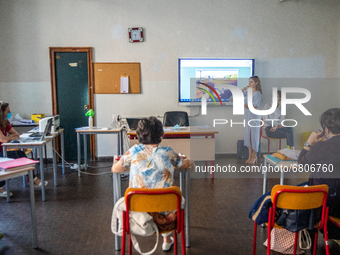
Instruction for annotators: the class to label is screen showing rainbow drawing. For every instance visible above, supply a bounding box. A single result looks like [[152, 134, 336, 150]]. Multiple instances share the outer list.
[[178, 58, 254, 106]]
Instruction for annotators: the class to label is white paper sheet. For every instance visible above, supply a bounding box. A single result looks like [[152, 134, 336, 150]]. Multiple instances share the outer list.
[[120, 77, 129, 93], [278, 148, 301, 160]]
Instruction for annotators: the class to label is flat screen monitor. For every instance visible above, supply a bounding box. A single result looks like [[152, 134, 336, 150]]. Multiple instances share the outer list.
[[178, 58, 254, 106], [126, 118, 141, 130]]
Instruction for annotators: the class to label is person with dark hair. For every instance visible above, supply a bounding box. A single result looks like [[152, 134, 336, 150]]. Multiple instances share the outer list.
[[242, 76, 262, 164], [250, 108, 340, 252], [0, 101, 19, 197], [0, 102, 20, 146], [299, 108, 340, 240], [0, 101, 47, 198], [112, 116, 191, 251], [136, 116, 164, 144], [263, 90, 295, 150]]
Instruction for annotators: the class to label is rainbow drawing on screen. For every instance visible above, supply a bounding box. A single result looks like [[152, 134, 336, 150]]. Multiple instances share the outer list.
[[197, 82, 222, 115], [197, 82, 223, 106]]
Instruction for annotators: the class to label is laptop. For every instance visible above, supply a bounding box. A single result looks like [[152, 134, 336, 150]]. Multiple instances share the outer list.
[[126, 118, 141, 130], [29, 118, 52, 138], [18, 119, 52, 143]]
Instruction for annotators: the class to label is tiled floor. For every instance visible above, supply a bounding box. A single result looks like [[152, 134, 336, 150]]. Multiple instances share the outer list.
[[1, 155, 340, 255]]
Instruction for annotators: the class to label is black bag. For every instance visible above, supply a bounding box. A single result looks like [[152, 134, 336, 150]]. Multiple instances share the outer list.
[[275, 207, 322, 233], [7, 150, 26, 159], [237, 140, 248, 159]]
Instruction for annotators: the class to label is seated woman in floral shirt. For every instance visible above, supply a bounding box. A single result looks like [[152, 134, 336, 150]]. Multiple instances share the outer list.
[[112, 116, 191, 251]]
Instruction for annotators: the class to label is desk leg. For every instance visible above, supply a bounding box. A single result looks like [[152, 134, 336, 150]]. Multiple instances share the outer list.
[[61, 131, 65, 174], [117, 132, 121, 155], [210, 160, 214, 179], [77, 132, 81, 177], [120, 130, 124, 154], [39, 146, 46, 202], [28, 169, 38, 248], [5, 179, 10, 203], [3, 147, 9, 202], [33, 148, 38, 174], [261, 158, 268, 228], [280, 170, 284, 185], [185, 169, 191, 247], [3, 146, 7, 157], [263, 158, 268, 195], [179, 172, 183, 192], [52, 138, 58, 187], [83, 134, 87, 171], [113, 173, 121, 251]]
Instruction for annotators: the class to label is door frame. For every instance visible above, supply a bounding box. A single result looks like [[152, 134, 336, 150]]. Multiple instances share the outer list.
[[49, 47, 95, 160]]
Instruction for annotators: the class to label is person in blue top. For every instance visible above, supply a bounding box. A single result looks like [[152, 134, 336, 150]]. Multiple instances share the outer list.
[[242, 76, 262, 165], [112, 116, 191, 251]]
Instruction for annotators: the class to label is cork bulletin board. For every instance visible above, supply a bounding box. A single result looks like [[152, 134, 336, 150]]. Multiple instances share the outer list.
[[94, 62, 141, 94]]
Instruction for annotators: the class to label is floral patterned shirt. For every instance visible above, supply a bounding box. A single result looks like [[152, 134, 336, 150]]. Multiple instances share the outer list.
[[120, 144, 183, 188]]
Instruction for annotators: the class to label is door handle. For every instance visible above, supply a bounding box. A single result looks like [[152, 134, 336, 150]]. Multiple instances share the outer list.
[[84, 105, 89, 111]]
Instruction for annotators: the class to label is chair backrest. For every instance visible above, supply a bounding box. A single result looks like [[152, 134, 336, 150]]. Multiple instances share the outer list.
[[260, 124, 284, 141], [163, 111, 189, 127], [260, 124, 264, 138], [125, 186, 182, 213], [271, 184, 328, 211], [270, 184, 329, 231]]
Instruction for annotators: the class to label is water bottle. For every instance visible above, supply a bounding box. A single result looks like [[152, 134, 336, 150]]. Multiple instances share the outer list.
[[111, 114, 117, 129], [88, 116, 93, 129]]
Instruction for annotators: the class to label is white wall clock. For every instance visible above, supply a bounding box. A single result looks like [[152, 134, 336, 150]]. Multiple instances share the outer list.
[[128, 27, 144, 43]]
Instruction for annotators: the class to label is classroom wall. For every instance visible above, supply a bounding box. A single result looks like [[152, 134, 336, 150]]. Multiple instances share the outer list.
[[0, 0, 339, 157]]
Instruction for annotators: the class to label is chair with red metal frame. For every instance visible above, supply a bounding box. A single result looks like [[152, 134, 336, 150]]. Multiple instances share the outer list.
[[327, 216, 340, 244], [122, 186, 185, 255], [260, 125, 285, 154], [252, 184, 330, 255]]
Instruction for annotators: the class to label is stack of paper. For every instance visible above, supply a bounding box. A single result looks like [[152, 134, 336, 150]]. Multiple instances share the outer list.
[[278, 148, 301, 160], [0, 158, 14, 163], [0, 158, 39, 172], [20, 119, 34, 124]]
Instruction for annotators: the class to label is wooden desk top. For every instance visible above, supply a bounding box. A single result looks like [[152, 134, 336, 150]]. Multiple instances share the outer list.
[[127, 126, 218, 136], [75, 127, 123, 133]]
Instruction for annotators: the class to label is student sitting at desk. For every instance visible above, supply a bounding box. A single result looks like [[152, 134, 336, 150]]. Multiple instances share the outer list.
[[112, 116, 191, 251], [250, 108, 340, 252], [299, 107, 340, 241], [0, 101, 47, 198]]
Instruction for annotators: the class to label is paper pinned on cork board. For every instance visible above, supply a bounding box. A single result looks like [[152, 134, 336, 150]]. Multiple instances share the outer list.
[[120, 76, 129, 93]]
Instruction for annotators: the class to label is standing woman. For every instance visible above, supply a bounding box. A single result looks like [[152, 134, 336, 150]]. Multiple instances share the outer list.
[[242, 76, 262, 164]]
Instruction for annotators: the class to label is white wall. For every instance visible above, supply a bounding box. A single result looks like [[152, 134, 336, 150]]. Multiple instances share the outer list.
[[0, 0, 339, 156]]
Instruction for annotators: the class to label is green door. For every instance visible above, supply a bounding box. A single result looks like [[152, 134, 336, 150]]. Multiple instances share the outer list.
[[55, 52, 90, 160]]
